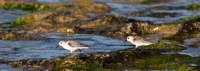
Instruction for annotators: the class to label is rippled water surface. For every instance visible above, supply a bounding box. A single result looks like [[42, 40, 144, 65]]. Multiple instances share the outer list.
[[0, 34, 132, 61], [0, 10, 26, 23]]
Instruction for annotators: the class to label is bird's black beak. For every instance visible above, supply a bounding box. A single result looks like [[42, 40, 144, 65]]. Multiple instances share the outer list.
[[55, 45, 59, 48], [124, 40, 127, 43]]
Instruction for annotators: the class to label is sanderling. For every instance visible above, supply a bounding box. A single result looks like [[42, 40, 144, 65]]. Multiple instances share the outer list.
[[56, 40, 90, 54], [124, 36, 153, 48]]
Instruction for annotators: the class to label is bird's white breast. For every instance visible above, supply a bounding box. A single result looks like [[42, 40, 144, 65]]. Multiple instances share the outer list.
[[62, 44, 77, 51]]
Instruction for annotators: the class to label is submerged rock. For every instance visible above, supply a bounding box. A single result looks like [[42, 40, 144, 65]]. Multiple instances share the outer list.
[[0, 32, 49, 41], [144, 12, 180, 18]]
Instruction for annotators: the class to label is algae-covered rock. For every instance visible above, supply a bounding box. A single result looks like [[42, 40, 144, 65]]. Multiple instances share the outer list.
[[185, 3, 200, 10], [20, 7, 89, 33], [80, 15, 129, 30], [9, 48, 199, 70], [0, 2, 50, 12], [142, 43, 184, 52], [78, 14, 182, 38], [167, 16, 200, 39], [0, 0, 111, 33], [135, 54, 196, 70], [10, 61, 23, 67], [142, 0, 175, 4], [9, 48, 162, 70], [0, 32, 49, 41]]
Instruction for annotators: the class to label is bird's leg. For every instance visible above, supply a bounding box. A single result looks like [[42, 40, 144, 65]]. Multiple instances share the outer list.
[[135, 46, 143, 53], [139, 48, 144, 53], [69, 50, 73, 55], [135, 45, 138, 48], [78, 49, 82, 53]]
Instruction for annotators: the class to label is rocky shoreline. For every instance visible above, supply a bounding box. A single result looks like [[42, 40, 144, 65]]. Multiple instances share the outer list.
[[0, 0, 200, 70]]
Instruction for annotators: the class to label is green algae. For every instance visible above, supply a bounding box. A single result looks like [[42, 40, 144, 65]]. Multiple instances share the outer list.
[[10, 17, 26, 28], [1, 33, 14, 40], [54, 57, 114, 71], [166, 16, 200, 39], [9, 48, 200, 70], [64, 4, 74, 8], [135, 54, 195, 70], [185, 4, 200, 10], [0, 3, 50, 11], [180, 16, 200, 21], [142, 0, 152, 4], [142, 43, 184, 52]]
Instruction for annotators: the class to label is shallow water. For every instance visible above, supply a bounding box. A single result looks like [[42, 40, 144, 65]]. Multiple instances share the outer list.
[[0, 33, 132, 61], [0, 9, 26, 23], [0, 33, 133, 70], [105, 0, 200, 24]]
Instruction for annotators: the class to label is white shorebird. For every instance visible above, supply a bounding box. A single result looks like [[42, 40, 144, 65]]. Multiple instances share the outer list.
[[125, 36, 153, 48], [55, 40, 90, 54]]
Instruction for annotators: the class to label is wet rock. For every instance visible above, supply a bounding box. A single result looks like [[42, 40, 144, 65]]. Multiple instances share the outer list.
[[79, 15, 153, 37], [185, 3, 200, 10], [1, 0, 111, 33], [78, 14, 183, 38], [144, 12, 180, 18], [0, 32, 49, 41], [179, 20, 200, 38], [71, 0, 111, 14], [142, 43, 184, 52], [79, 15, 137, 37], [80, 15, 129, 30], [184, 38, 200, 47], [10, 61, 23, 67], [152, 6, 185, 10], [168, 17, 200, 39], [21, 7, 89, 33], [105, 23, 134, 37], [142, 0, 175, 4], [9, 48, 163, 70], [9, 47, 199, 70]]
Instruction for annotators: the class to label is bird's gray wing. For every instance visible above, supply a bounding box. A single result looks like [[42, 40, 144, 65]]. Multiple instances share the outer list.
[[133, 36, 143, 41], [134, 36, 152, 43], [68, 41, 89, 47]]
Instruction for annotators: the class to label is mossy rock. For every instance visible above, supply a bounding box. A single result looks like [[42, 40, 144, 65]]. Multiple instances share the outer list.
[[134, 54, 196, 70], [80, 15, 129, 30], [185, 4, 200, 10], [0, 2, 50, 11], [0, 0, 111, 33], [9, 47, 200, 70], [147, 12, 180, 18], [142, 0, 174, 4], [0, 32, 49, 41], [142, 43, 184, 52], [166, 16, 200, 39], [10, 61, 23, 67]]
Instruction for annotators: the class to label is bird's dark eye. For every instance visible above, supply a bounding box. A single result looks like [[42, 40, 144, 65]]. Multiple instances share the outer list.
[[127, 38, 129, 39], [60, 42, 62, 44]]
